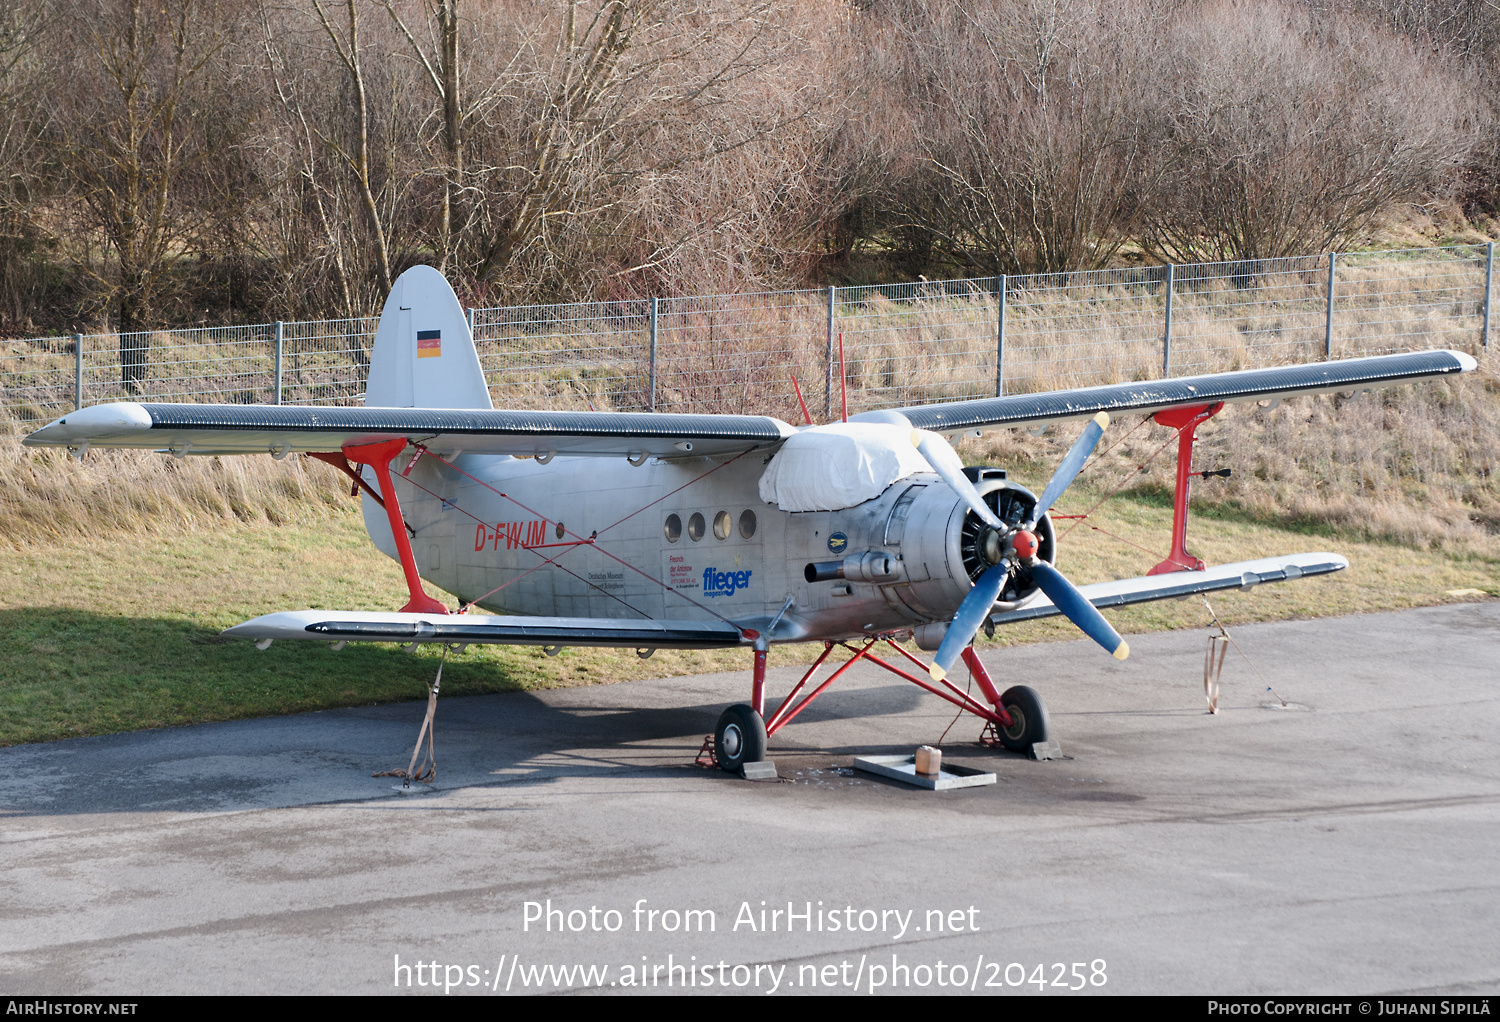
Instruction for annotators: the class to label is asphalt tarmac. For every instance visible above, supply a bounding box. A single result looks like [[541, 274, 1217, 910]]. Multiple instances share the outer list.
[[1, 602, 1497, 996]]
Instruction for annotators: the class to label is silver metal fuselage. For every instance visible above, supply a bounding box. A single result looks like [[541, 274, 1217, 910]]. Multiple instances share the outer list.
[[362, 451, 1013, 644]]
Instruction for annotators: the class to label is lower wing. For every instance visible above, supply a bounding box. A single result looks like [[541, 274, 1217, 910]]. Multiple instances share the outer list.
[[226, 553, 1343, 650], [989, 552, 1348, 627], [222, 611, 746, 650]]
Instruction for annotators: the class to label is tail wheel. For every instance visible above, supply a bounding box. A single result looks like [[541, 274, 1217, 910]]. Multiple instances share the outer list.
[[997, 685, 1050, 753], [714, 704, 767, 774]]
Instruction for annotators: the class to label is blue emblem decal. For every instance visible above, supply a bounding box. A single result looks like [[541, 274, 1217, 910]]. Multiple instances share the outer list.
[[827, 532, 848, 555]]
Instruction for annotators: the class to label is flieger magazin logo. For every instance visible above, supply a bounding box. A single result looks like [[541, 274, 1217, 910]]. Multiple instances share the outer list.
[[827, 532, 849, 555], [703, 568, 752, 597]]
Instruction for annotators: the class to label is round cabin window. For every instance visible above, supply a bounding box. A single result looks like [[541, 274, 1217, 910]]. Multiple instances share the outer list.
[[688, 512, 706, 541], [739, 509, 757, 540], [713, 510, 732, 541], [664, 513, 682, 543]]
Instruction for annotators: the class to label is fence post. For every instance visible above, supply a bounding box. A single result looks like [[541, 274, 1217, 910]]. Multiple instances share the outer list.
[[74, 333, 83, 411], [995, 275, 1007, 397], [1484, 242, 1493, 351], [648, 297, 658, 413], [1324, 252, 1336, 360], [273, 321, 284, 405], [466, 307, 476, 337], [824, 285, 835, 420], [1162, 263, 1175, 377]]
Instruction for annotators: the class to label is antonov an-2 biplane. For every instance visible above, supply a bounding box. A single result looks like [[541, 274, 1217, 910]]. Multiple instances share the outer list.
[[24, 267, 1476, 773]]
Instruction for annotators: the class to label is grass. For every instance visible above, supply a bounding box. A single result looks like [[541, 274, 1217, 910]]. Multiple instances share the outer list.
[[0, 514, 758, 746], [961, 358, 1500, 558], [2, 355, 1497, 746], [0, 443, 351, 548], [1, 485, 1494, 747]]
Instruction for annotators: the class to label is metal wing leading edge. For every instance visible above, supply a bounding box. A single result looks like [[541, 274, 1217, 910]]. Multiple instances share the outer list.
[[23, 403, 796, 460], [876, 350, 1475, 436]]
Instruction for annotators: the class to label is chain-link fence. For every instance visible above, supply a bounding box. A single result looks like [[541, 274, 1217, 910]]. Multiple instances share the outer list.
[[3, 244, 1492, 435], [0, 317, 378, 433]]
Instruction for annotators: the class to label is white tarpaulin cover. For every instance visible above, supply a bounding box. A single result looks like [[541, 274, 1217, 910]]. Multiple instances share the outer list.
[[758, 421, 930, 511]]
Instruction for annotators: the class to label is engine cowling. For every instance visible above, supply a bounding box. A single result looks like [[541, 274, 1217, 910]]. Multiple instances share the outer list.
[[878, 471, 1056, 622]]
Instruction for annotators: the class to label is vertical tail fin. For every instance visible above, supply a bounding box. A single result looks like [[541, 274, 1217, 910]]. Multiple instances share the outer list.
[[364, 265, 493, 410]]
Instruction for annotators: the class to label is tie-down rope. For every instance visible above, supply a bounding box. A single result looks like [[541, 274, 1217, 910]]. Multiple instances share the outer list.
[[1201, 596, 1288, 711], [373, 646, 446, 786]]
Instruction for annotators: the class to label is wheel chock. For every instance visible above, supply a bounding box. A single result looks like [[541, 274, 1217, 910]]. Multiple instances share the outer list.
[[741, 760, 778, 781], [1030, 740, 1063, 761]]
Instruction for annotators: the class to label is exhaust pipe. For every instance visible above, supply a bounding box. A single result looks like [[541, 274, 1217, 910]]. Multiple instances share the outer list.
[[804, 551, 904, 585]]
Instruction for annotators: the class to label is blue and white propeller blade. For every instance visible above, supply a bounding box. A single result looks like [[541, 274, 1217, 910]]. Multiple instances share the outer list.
[[911, 430, 1005, 531], [1030, 560, 1129, 660], [919, 411, 1122, 680], [1027, 412, 1109, 528], [927, 565, 1007, 681]]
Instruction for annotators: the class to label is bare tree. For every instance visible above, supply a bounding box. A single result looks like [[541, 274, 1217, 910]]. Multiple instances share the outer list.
[[308, 0, 394, 293], [448, 0, 828, 301], [51, 0, 231, 386], [1132, 0, 1483, 262], [379, 0, 464, 272], [850, 0, 1163, 276], [0, 0, 47, 332]]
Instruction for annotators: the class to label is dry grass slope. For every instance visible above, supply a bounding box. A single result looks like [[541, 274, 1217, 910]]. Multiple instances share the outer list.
[[0, 442, 350, 549], [3, 354, 1498, 559], [964, 354, 1500, 560]]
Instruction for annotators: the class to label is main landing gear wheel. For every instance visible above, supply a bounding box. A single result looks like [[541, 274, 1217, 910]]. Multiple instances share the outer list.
[[997, 685, 1050, 753], [714, 704, 766, 774]]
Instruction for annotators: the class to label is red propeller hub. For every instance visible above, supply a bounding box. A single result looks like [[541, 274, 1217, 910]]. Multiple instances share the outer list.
[[1012, 530, 1039, 561]]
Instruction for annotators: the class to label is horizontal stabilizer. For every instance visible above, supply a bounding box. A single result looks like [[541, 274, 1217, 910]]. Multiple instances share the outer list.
[[989, 552, 1348, 627], [223, 610, 747, 650]]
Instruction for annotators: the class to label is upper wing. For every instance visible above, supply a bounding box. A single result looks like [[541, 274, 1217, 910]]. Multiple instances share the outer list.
[[989, 552, 1348, 628], [22, 403, 796, 459], [222, 610, 747, 649], [22, 349, 1473, 456], [882, 350, 1475, 435]]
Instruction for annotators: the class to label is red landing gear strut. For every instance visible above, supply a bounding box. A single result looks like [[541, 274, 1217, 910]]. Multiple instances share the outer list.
[[705, 638, 1030, 773], [758, 639, 1014, 739], [333, 438, 449, 615], [1148, 402, 1223, 576]]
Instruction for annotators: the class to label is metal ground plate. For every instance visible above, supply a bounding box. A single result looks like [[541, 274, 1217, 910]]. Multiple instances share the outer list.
[[853, 754, 997, 790]]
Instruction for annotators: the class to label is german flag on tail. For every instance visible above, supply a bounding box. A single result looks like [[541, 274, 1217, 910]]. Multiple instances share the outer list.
[[417, 329, 441, 358]]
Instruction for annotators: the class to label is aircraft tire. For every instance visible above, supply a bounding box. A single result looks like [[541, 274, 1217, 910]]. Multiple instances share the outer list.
[[997, 685, 1050, 753], [714, 704, 766, 774]]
